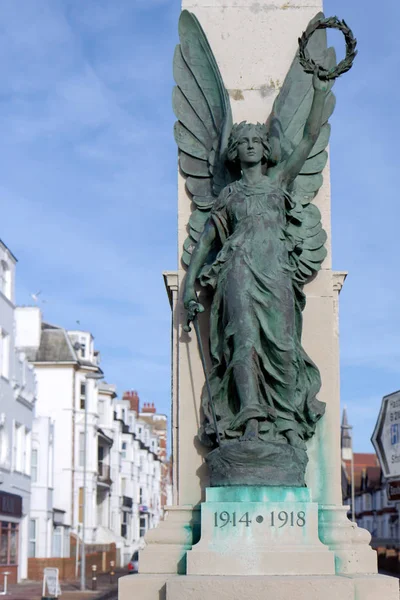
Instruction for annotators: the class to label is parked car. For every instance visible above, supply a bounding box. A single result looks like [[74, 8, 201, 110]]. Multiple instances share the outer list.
[[128, 551, 139, 574]]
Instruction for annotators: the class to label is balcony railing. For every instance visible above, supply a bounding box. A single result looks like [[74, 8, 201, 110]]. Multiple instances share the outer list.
[[121, 524, 127, 538], [122, 496, 133, 509], [97, 462, 112, 485]]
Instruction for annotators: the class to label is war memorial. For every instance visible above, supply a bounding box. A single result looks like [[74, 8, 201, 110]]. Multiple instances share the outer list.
[[119, 1, 398, 598]]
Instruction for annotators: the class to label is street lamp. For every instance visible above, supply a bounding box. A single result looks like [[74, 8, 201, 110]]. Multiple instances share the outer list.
[[81, 371, 104, 592], [342, 418, 355, 522]]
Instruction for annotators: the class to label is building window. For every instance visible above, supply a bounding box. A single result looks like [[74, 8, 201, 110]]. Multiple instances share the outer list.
[[121, 442, 127, 460], [31, 448, 38, 483], [63, 528, 70, 557], [98, 400, 104, 417], [28, 519, 36, 558], [0, 522, 18, 565], [0, 331, 10, 380], [0, 261, 11, 300], [80, 383, 86, 410], [139, 487, 143, 504], [140, 516, 147, 538], [52, 526, 63, 558], [79, 432, 85, 467], [80, 342, 86, 359], [78, 488, 84, 524], [13, 423, 24, 472], [24, 429, 31, 475]]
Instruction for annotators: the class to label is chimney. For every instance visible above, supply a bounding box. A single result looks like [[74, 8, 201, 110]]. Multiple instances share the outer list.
[[122, 390, 140, 414], [142, 402, 156, 414]]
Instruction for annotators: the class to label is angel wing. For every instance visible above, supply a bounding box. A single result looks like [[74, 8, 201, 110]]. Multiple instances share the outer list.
[[267, 12, 336, 285], [173, 10, 233, 267]]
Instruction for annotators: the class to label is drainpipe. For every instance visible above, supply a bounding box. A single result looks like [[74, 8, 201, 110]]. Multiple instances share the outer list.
[[71, 369, 76, 534]]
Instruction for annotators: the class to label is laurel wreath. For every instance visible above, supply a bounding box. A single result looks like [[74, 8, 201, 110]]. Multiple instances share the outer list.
[[298, 16, 357, 80]]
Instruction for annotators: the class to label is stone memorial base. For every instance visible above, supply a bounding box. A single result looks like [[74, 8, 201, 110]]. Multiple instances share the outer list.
[[118, 487, 399, 600], [119, 572, 399, 600], [186, 486, 334, 575], [167, 574, 398, 600]]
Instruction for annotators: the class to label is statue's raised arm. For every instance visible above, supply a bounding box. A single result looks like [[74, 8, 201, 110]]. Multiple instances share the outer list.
[[279, 71, 332, 189]]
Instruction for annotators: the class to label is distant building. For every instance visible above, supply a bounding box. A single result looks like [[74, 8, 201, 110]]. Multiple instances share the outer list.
[[341, 409, 400, 549], [113, 392, 165, 564], [137, 398, 171, 509], [15, 309, 109, 547], [15, 308, 169, 572], [0, 240, 37, 583], [96, 381, 126, 560]]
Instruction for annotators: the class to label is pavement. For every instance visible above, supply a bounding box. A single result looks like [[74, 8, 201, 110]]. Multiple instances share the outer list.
[[2, 569, 127, 600]]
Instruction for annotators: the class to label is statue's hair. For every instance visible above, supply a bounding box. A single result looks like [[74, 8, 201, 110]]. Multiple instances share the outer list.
[[226, 121, 271, 165]]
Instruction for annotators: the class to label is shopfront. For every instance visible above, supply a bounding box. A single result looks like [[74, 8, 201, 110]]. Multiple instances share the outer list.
[[0, 491, 22, 584]]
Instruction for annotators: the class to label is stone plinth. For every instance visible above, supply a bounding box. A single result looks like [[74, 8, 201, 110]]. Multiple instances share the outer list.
[[187, 487, 334, 575], [119, 573, 399, 600], [166, 574, 399, 600]]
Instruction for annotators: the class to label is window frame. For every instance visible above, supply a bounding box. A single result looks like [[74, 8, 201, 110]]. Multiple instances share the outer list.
[[79, 432, 85, 467], [28, 519, 37, 559], [79, 382, 86, 410], [121, 441, 127, 460], [31, 447, 38, 483], [0, 330, 10, 380]]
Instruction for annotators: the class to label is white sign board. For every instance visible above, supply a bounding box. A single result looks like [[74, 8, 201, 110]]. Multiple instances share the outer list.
[[42, 567, 61, 598], [372, 391, 400, 478]]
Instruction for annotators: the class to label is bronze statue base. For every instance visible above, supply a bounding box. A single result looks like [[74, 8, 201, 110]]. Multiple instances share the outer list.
[[206, 440, 308, 487]]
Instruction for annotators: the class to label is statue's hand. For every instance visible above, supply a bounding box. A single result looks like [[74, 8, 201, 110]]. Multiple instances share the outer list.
[[183, 291, 204, 332], [312, 70, 333, 93], [187, 300, 205, 318]]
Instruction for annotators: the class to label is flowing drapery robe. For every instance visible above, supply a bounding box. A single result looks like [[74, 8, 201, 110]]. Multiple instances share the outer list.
[[199, 177, 325, 444]]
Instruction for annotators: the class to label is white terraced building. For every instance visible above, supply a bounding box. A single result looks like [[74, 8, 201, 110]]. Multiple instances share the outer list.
[[0, 240, 37, 583], [15, 307, 166, 567], [15, 309, 112, 548], [113, 394, 164, 565]]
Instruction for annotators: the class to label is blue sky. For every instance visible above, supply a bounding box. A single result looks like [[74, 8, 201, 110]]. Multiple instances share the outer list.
[[1, 0, 398, 453]]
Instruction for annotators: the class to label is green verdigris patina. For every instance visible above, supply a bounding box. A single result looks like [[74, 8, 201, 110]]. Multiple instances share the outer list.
[[173, 12, 356, 486]]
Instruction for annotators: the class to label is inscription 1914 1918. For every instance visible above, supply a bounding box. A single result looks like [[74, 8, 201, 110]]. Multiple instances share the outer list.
[[213, 510, 306, 528], [186, 488, 334, 576]]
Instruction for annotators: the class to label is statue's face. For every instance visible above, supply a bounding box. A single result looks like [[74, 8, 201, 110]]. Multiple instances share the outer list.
[[237, 127, 264, 165]]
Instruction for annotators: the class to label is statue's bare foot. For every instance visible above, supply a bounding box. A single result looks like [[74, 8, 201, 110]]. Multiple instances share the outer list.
[[285, 430, 306, 450], [241, 418, 259, 441]]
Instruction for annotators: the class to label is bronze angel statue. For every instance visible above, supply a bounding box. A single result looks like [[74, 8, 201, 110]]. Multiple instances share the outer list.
[[173, 11, 356, 485]]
